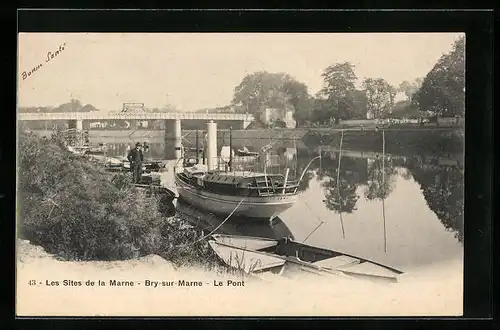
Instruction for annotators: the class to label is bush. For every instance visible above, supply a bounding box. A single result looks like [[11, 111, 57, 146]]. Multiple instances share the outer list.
[[17, 131, 214, 266], [391, 100, 421, 119]]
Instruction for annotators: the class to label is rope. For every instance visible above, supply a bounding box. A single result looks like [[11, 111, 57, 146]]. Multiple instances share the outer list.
[[303, 221, 325, 243], [175, 202, 218, 232], [301, 196, 325, 243], [301, 196, 324, 225], [175, 196, 247, 247], [336, 130, 346, 239]]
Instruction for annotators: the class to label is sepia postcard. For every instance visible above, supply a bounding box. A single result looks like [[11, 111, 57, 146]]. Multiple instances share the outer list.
[[16, 31, 465, 317]]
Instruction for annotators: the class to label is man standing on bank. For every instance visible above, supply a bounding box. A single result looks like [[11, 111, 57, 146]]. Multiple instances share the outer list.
[[127, 142, 144, 183]]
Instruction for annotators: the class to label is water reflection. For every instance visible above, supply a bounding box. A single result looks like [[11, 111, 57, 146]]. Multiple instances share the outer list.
[[174, 198, 295, 240], [292, 147, 464, 246], [364, 157, 397, 201], [104, 141, 464, 267], [316, 156, 365, 214], [407, 162, 464, 243]]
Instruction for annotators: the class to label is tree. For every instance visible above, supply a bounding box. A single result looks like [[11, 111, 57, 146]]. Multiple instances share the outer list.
[[391, 100, 421, 119], [317, 62, 359, 121], [362, 78, 397, 119], [310, 97, 334, 125], [398, 80, 422, 102], [232, 71, 289, 114], [414, 36, 465, 117], [52, 99, 99, 113], [232, 71, 311, 126], [283, 79, 312, 127], [18, 106, 54, 113], [344, 90, 369, 119], [319, 62, 357, 99]]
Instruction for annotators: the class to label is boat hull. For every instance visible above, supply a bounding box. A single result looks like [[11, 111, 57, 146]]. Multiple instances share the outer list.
[[209, 235, 404, 283], [175, 175, 297, 220]]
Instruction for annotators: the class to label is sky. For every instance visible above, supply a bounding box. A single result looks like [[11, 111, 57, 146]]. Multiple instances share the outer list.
[[17, 33, 463, 112]]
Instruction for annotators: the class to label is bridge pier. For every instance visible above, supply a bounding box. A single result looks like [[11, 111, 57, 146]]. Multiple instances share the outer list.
[[164, 119, 182, 160], [206, 121, 217, 171], [68, 119, 83, 130]]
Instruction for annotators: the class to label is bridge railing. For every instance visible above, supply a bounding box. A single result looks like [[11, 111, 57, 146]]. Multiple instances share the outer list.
[[18, 112, 255, 121]]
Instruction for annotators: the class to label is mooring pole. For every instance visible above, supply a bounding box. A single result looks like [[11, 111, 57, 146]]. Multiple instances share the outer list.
[[382, 129, 387, 253], [202, 146, 206, 164], [336, 129, 345, 239]]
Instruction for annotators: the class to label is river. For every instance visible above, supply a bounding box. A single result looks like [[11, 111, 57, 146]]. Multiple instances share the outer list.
[[102, 130, 464, 273]]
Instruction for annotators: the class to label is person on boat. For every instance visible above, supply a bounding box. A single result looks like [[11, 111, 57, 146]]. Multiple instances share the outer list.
[[127, 142, 144, 183], [143, 141, 149, 153]]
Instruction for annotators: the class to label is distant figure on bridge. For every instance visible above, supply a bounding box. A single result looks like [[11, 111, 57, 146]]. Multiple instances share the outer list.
[[127, 142, 144, 183]]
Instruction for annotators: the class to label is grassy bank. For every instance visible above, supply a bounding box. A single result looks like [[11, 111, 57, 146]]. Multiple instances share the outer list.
[[17, 131, 215, 267]]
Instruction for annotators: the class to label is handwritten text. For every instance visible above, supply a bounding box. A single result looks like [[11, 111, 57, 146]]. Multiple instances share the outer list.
[[21, 42, 67, 81]]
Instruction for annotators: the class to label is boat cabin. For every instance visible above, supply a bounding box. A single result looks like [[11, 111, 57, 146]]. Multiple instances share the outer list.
[[179, 166, 298, 197], [183, 164, 208, 178]]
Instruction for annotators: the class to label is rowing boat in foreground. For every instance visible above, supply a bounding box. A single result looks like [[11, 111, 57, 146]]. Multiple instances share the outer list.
[[209, 234, 404, 283]]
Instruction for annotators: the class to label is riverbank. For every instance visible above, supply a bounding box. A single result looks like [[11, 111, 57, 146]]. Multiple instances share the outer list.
[[28, 126, 464, 155], [303, 128, 464, 156], [17, 131, 214, 266], [17, 238, 463, 316], [17, 132, 463, 316]]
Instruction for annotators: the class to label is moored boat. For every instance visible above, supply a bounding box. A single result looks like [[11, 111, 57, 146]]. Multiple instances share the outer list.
[[82, 149, 123, 168], [209, 234, 404, 283], [174, 164, 299, 219], [235, 146, 260, 157], [67, 145, 90, 156]]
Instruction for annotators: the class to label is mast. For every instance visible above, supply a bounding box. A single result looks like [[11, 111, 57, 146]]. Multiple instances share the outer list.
[[294, 138, 297, 180], [229, 126, 233, 172], [195, 129, 199, 164]]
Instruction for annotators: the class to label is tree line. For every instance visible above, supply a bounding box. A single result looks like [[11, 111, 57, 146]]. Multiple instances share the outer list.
[[18, 36, 464, 129], [18, 99, 99, 113], [18, 99, 181, 114], [230, 36, 465, 127]]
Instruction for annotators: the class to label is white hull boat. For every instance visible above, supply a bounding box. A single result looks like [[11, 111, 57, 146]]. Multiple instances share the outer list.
[[174, 164, 299, 220]]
